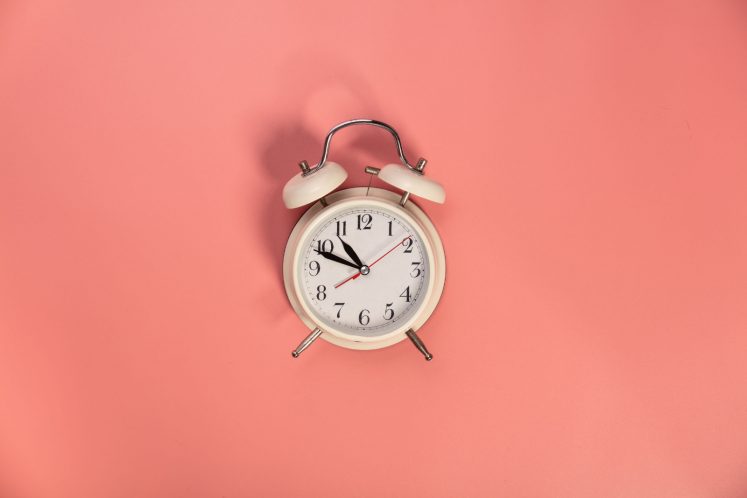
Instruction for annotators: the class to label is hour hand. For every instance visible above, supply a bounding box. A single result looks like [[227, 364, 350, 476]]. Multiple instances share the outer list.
[[336, 235, 364, 268], [314, 250, 360, 270]]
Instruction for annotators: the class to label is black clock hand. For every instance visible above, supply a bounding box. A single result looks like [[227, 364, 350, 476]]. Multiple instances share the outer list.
[[314, 250, 360, 270], [336, 235, 364, 268]]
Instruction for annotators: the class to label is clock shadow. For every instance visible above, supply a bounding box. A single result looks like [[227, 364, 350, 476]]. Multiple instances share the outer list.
[[250, 58, 423, 293]]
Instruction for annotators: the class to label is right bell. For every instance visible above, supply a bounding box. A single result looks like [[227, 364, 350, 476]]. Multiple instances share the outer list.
[[378, 163, 446, 204]]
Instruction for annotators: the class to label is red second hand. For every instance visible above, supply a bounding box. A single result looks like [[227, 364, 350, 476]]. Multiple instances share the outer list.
[[334, 236, 411, 289]]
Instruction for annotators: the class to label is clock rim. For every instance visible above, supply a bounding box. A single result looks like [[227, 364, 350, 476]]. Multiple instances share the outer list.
[[283, 187, 446, 350]]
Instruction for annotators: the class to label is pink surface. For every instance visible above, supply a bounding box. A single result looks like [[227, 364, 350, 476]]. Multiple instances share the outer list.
[[1, 1, 747, 496]]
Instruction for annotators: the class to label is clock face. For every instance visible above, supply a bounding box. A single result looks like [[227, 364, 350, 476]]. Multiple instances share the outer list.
[[296, 204, 431, 339]]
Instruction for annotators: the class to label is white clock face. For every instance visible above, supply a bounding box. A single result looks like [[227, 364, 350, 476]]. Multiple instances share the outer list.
[[297, 204, 430, 339]]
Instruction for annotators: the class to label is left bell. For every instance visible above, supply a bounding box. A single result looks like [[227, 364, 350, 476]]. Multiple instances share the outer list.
[[282, 162, 347, 209]]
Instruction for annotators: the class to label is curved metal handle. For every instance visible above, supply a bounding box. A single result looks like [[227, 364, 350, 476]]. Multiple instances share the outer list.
[[302, 119, 425, 176]]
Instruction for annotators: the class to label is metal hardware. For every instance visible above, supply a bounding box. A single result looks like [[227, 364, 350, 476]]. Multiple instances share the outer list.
[[399, 191, 410, 206], [301, 119, 426, 177], [364, 166, 378, 196], [291, 327, 323, 358], [406, 329, 433, 361], [319, 197, 328, 207], [298, 160, 311, 173], [415, 158, 427, 172]]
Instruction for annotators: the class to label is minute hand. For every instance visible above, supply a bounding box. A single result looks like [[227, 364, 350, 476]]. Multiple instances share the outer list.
[[314, 250, 360, 270], [337, 235, 364, 268]]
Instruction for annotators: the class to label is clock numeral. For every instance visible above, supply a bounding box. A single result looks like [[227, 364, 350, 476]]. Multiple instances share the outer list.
[[333, 302, 345, 318], [402, 238, 414, 253], [383, 302, 394, 320], [358, 309, 370, 326], [336, 220, 347, 236], [309, 260, 320, 276], [357, 214, 372, 230], [387, 221, 393, 236], [316, 285, 327, 301], [316, 239, 334, 253], [400, 286, 411, 303], [410, 262, 421, 278]]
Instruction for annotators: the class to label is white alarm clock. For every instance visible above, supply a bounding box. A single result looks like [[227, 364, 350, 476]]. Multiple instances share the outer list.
[[282, 119, 446, 360]]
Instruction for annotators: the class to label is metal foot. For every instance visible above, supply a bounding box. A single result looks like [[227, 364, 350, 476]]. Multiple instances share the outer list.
[[291, 328, 323, 358], [406, 329, 433, 361], [399, 191, 410, 206]]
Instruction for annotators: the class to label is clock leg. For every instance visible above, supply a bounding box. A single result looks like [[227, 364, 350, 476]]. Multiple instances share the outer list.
[[405, 329, 433, 361], [291, 327, 323, 358]]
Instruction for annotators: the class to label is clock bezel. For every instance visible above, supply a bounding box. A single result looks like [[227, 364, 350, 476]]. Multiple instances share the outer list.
[[283, 187, 446, 350]]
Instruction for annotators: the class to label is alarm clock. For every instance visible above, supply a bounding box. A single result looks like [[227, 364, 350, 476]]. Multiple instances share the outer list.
[[282, 119, 446, 360]]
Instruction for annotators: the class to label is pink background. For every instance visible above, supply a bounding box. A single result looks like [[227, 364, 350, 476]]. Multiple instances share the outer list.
[[2, 1, 747, 496]]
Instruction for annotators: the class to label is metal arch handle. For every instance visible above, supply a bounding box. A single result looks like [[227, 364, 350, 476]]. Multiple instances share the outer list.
[[303, 119, 424, 176]]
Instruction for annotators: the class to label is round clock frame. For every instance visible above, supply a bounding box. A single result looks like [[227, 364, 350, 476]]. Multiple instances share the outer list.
[[283, 187, 446, 351]]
